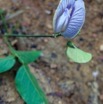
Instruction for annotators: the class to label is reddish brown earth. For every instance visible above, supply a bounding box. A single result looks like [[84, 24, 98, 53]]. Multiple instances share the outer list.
[[0, 0, 103, 104]]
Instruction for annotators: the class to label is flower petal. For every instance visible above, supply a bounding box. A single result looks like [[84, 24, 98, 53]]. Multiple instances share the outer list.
[[62, 0, 85, 38], [55, 8, 70, 33], [53, 0, 75, 32]]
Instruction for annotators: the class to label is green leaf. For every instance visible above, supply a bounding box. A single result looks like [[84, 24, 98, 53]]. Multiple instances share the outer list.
[[13, 50, 41, 64], [0, 9, 5, 15], [0, 55, 16, 73], [15, 65, 48, 104], [66, 42, 92, 63]]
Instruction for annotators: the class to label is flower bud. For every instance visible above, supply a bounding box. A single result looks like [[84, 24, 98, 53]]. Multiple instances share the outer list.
[[53, 0, 85, 38]]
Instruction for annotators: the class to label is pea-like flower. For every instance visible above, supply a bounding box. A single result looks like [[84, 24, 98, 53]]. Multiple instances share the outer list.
[[53, 0, 85, 38]]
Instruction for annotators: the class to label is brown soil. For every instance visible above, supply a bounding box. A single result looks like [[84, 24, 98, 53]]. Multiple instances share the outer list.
[[0, 0, 103, 104]]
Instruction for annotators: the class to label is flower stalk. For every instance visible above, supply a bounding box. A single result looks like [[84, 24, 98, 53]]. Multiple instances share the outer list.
[[3, 33, 62, 38]]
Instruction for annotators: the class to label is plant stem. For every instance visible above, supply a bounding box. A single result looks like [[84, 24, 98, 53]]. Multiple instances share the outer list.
[[0, 11, 15, 55], [0, 14, 8, 32], [3, 36, 15, 55], [3, 33, 62, 38]]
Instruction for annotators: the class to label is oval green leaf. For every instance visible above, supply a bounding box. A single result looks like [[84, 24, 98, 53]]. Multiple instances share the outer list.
[[15, 65, 48, 104], [13, 50, 41, 64], [66, 46, 92, 63], [0, 55, 16, 73]]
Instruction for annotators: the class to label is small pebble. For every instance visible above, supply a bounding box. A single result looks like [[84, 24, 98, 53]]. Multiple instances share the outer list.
[[58, 101, 63, 104], [43, 39, 48, 43], [46, 23, 52, 29], [100, 44, 103, 51], [30, 44, 37, 49], [50, 64, 57, 69], [99, 94, 103, 100], [51, 52, 57, 58], [92, 70, 99, 78], [45, 10, 51, 15]]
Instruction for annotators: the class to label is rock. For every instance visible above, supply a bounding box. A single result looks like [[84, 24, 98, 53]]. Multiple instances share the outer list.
[[58, 80, 75, 96], [58, 101, 63, 104], [6, 89, 18, 102], [99, 94, 103, 100], [43, 39, 48, 43], [100, 44, 103, 51], [46, 23, 52, 29], [92, 70, 99, 79], [50, 64, 57, 69], [45, 10, 51, 15], [51, 52, 57, 58]]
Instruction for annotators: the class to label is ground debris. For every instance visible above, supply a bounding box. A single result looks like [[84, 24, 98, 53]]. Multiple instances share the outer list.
[[87, 81, 100, 104]]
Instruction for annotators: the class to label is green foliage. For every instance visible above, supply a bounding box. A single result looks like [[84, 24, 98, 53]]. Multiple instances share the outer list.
[[0, 55, 15, 73], [15, 65, 48, 104], [0, 45, 47, 104], [0, 9, 5, 15], [0, 48, 46, 104], [0, 8, 92, 104], [67, 42, 92, 63], [12, 50, 42, 64]]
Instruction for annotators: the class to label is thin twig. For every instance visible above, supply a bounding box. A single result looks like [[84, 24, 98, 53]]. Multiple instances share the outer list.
[[0, 10, 24, 25]]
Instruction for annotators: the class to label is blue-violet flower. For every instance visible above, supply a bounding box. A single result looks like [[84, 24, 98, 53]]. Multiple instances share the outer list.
[[53, 0, 85, 38]]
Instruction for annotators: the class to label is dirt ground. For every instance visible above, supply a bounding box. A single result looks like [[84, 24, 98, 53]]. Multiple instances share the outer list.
[[0, 0, 103, 104]]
